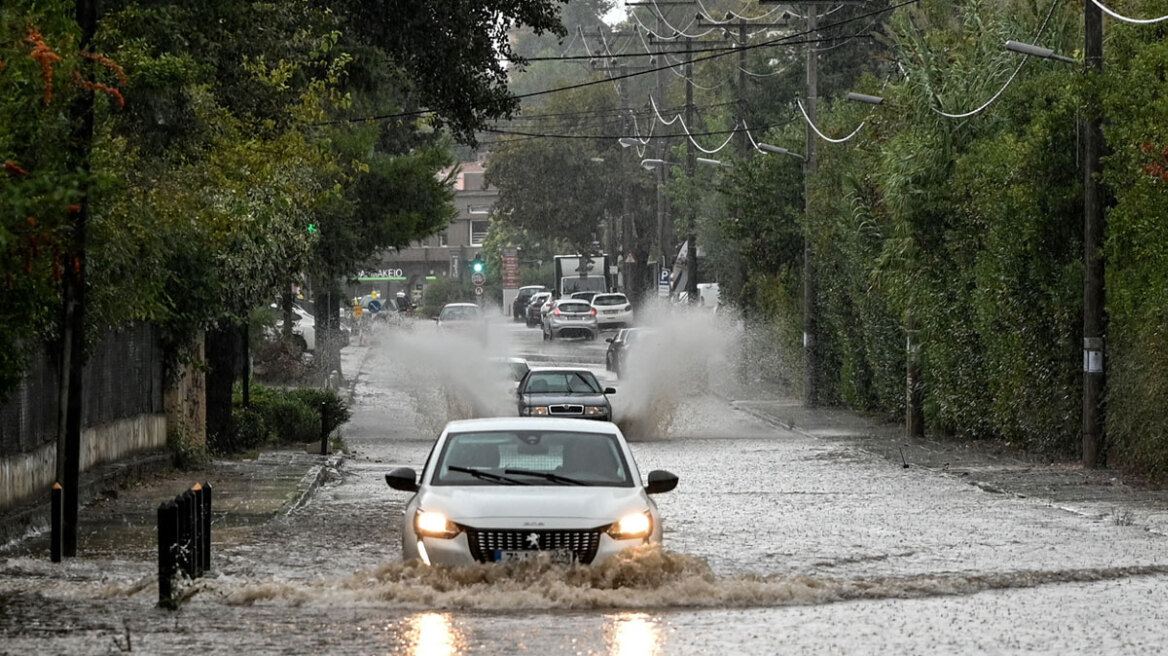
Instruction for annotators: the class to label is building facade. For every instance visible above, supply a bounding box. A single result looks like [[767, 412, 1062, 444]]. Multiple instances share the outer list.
[[348, 161, 495, 304]]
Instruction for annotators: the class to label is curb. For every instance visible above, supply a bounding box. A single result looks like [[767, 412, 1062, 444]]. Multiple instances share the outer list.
[[285, 453, 344, 515]]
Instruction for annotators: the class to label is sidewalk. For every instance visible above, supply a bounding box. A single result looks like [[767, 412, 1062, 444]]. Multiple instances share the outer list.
[[730, 394, 1168, 537], [0, 345, 371, 556]]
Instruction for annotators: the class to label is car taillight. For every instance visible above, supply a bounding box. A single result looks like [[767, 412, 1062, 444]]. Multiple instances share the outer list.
[[553, 308, 561, 316], [591, 308, 597, 316]]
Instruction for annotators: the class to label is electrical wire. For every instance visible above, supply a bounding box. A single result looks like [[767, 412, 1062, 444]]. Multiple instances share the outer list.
[[796, 98, 867, 143], [929, 0, 1060, 119], [693, 0, 790, 24], [1089, 0, 1168, 24], [315, 0, 921, 126]]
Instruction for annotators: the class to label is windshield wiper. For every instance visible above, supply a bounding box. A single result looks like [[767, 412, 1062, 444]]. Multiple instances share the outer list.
[[447, 465, 530, 485], [504, 468, 589, 486]]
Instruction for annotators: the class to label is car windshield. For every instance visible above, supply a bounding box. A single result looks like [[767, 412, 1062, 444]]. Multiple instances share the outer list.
[[431, 430, 633, 486], [593, 295, 626, 306], [440, 306, 480, 320], [556, 302, 591, 314], [522, 370, 602, 394]]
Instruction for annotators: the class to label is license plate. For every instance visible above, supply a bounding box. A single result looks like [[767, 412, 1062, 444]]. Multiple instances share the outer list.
[[604, 310, 619, 314], [495, 549, 574, 564]]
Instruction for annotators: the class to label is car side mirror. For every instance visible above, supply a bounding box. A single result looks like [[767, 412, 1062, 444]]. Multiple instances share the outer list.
[[605, 337, 614, 343], [645, 470, 678, 494], [604, 387, 616, 395], [385, 467, 419, 492]]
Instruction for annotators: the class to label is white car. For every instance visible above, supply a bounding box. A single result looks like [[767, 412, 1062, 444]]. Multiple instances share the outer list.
[[273, 303, 316, 351], [384, 417, 678, 567], [590, 293, 633, 329]]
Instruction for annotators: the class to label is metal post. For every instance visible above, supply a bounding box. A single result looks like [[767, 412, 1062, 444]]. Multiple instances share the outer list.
[[51, 482, 63, 563], [1081, 0, 1106, 468], [158, 501, 177, 608], [320, 400, 329, 455], [802, 9, 819, 407]]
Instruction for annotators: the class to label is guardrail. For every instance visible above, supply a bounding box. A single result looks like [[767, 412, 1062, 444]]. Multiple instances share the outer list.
[[157, 482, 211, 609]]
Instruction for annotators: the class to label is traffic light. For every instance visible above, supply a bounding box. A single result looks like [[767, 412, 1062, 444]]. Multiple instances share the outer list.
[[471, 255, 485, 274]]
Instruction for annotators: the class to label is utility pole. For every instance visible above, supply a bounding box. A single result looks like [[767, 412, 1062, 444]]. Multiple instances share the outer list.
[[1082, 0, 1106, 467], [57, 0, 97, 558], [802, 8, 819, 407], [684, 36, 699, 303]]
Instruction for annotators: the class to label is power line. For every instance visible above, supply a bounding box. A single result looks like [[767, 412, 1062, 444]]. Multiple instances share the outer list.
[[314, 0, 918, 127]]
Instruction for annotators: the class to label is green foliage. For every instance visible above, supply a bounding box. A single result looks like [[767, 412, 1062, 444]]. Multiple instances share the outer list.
[[227, 382, 349, 451]]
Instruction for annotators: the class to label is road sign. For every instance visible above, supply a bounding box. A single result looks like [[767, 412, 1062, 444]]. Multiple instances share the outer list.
[[474, 286, 484, 296], [471, 272, 486, 286]]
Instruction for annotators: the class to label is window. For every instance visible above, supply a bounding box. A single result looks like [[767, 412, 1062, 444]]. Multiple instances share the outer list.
[[468, 204, 491, 215], [470, 220, 489, 245], [439, 230, 449, 247]]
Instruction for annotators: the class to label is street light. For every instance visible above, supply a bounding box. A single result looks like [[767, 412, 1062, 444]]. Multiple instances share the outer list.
[[846, 92, 885, 105], [757, 143, 805, 160], [1006, 32, 1106, 467], [1005, 40, 1078, 64]]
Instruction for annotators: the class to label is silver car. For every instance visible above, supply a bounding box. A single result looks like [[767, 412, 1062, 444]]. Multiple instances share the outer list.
[[542, 299, 598, 341]]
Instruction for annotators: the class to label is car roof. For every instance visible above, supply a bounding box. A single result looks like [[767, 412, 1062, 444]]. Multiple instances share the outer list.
[[553, 298, 591, 304], [441, 417, 622, 436], [442, 302, 479, 308], [519, 285, 547, 291], [525, 366, 599, 375], [593, 293, 626, 298]]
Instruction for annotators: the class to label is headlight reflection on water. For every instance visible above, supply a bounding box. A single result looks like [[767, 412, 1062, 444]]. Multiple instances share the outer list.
[[406, 612, 465, 656], [607, 612, 662, 656]]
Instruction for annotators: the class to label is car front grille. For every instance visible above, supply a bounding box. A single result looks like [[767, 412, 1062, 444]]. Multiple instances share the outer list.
[[548, 404, 585, 416], [465, 528, 602, 564]]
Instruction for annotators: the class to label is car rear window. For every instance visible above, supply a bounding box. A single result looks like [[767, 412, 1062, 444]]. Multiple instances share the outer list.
[[557, 302, 591, 313], [593, 295, 626, 306]]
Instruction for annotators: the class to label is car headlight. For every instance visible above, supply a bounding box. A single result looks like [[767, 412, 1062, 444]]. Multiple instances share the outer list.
[[584, 406, 607, 416], [522, 406, 550, 416], [607, 512, 652, 540], [415, 510, 460, 539]]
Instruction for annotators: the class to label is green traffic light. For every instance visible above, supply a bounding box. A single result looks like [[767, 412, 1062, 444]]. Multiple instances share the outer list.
[[472, 259, 484, 273]]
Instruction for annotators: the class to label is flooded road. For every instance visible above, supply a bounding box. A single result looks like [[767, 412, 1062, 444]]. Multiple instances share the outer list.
[[3, 313, 1168, 654]]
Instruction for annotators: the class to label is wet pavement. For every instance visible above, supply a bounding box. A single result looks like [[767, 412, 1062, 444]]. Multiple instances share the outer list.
[[3, 314, 1168, 654]]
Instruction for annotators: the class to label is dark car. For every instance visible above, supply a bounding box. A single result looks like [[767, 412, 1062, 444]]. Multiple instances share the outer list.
[[517, 367, 615, 421], [512, 285, 548, 321], [605, 327, 655, 378], [525, 291, 552, 327]]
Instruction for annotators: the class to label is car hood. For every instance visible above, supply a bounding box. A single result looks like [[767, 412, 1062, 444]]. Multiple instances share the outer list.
[[418, 485, 648, 527], [521, 392, 608, 405]]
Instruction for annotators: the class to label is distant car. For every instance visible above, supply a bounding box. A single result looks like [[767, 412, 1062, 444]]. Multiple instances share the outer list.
[[525, 292, 552, 328], [591, 293, 633, 329], [383, 417, 678, 567], [542, 298, 599, 341], [517, 367, 615, 421], [436, 303, 486, 341], [272, 304, 316, 352], [490, 356, 530, 389], [512, 285, 548, 321], [605, 327, 655, 378], [570, 290, 601, 304]]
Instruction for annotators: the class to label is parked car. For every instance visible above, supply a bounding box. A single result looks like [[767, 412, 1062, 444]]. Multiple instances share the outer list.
[[489, 356, 530, 391], [384, 417, 678, 566], [436, 303, 486, 342], [591, 292, 633, 329], [605, 327, 655, 378], [272, 303, 316, 352], [512, 285, 548, 321], [525, 292, 552, 328], [570, 290, 601, 304], [542, 298, 599, 341], [517, 367, 615, 421]]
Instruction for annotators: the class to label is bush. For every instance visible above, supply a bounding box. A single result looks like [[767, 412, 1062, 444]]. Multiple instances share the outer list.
[[258, 396, 320, 444], [285, 387, 351, 436], [228, 407, 271, 452]]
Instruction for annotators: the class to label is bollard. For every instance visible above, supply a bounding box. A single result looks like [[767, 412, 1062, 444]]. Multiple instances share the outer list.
[[191, 484, 203, 577], [51, 482, 63, 563], [157, 501, 177, 608], [320, 400, 329, 455], [200, 482, 212, 573]]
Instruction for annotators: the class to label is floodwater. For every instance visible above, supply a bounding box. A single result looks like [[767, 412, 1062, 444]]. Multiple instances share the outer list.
[[3, 307, 1168, 654]]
